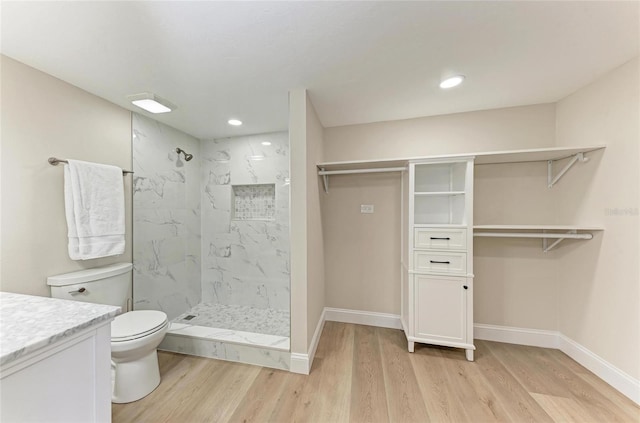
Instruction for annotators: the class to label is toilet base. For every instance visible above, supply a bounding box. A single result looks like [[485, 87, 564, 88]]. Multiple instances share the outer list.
[[111, 350, 161, 403]]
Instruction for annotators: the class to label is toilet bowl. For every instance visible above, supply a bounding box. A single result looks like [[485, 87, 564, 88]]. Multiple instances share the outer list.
[[47, 263, 169, 404], [110, 310, 169, 403]]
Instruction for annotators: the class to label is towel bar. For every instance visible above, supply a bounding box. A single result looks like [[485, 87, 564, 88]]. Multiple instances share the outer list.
[[48, 157, 134, 174]]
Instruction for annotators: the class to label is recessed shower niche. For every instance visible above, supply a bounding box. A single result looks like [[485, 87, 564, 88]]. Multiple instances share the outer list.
[[232, 184, 276, 221]]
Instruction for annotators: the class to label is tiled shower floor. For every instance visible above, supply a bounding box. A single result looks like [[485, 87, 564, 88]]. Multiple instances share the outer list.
[[166, 303, 290, 351], [173, 303, 290, 336]]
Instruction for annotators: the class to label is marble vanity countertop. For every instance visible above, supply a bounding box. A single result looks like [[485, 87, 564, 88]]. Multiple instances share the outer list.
[[0, 292, 120, 367]]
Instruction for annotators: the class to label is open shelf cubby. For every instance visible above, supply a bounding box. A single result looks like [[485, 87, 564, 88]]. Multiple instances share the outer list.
[[414, 162, 467, 192], [414, 187, 466, 225]]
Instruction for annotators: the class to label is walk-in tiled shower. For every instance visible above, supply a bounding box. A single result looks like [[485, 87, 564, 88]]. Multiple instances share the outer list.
[[132, 113, 290, 369]]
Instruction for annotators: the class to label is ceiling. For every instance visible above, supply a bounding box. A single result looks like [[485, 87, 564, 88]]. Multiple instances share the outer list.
[[2, 1, 638, 140]]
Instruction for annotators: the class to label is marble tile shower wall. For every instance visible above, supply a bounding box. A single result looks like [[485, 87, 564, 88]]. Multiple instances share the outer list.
[[201, 132, 290, 313], [132, 113, 201, 320]]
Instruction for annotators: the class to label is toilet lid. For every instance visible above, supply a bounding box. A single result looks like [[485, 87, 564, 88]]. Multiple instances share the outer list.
[[111, 310, 168, 342]]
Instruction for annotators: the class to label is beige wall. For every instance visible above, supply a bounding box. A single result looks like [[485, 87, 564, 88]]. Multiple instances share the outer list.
[[323, 104, 556, 162], [0, 57, 3, 282], [305, 95, 325, 347], [322, 173, 401, 314], [322, 104, 559, 329], [0, 55, 133, 296], [289, 89, 308, 355], [555, 57, 639, 380], [474, 162, 559, 329], [289, 89, 327, 358]]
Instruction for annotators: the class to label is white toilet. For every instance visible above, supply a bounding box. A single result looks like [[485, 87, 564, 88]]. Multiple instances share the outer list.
[[47, 263, 168, 403]]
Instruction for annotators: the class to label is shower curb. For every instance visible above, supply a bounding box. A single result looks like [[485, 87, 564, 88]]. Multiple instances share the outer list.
[[159, 332, 291, 371]]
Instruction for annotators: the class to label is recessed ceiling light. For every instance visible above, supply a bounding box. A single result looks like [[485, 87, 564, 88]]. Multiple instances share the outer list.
[[261, 141, 272, 146], [127, 93, 176, 113], [439, 75, 465, 89], [228, 119, 243, 126]]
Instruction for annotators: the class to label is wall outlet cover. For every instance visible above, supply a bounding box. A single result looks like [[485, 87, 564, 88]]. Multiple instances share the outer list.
[[361, 204, 374, 214]]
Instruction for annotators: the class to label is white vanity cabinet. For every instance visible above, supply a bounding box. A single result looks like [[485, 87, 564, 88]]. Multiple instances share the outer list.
[[1, 325, 113, 423], [0, 292, 119, 423], [401, 158, 475, 361]]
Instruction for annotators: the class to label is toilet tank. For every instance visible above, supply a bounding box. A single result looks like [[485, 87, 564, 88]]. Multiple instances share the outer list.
[[47, 263, 133, 313]]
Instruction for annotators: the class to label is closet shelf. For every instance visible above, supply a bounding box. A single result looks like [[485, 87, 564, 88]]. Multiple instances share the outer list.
[[415, 191, 465, 196], [414, 224, 467, 228], [474, 224, 604, 231], [317, 145, 605, 192], [473, 225, 604, 252]]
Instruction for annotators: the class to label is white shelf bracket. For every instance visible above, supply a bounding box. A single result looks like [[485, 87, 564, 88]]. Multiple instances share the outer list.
[[321, 168, 329, 193], [547, 152, 588, 188], [543, 230, 578, 253]]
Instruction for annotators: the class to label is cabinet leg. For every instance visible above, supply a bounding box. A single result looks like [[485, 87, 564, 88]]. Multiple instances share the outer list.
[[465, 349, 474, 362], [408, 341, 415, 353]]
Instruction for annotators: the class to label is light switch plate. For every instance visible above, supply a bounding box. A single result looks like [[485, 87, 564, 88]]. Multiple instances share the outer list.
[[361, 204, 374, 214]]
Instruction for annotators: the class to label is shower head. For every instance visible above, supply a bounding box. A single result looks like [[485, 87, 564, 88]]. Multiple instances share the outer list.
[[176, 148, 193, 162]]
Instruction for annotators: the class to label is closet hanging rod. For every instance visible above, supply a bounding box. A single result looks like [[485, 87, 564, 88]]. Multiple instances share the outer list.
[[318, 166, 406, 193], [48, 157, 134, 174], [318, 167, 406, 176]]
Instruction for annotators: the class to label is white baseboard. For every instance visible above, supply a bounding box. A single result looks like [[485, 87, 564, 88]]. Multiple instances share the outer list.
[[290, 308, 326, 375], [324, 307, 402, 329], [474, 323, 559, 349], [558, 333, 640, 405], [475, 323, 639, 405], [289, 353, 310, 375], [308, 308, 326, 371]]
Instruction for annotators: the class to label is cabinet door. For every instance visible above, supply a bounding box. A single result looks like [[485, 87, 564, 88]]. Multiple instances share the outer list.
[[414, 275, 466, 343]]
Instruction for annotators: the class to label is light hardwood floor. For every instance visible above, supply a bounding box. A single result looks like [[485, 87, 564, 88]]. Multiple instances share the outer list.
[[113, 322, 640, 423]]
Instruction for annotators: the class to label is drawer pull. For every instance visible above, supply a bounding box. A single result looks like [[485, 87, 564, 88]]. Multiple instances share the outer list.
[[463, 285, 468, 290], [430, 260, 451, 264], [430, 237, 450, 240]]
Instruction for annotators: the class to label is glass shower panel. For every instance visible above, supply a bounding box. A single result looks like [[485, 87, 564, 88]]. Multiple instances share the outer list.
[[132, 113, 201, 319]]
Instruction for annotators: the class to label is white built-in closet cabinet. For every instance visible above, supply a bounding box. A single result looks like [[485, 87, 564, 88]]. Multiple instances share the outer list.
[[402, 158, 476, 360], [318, 145, 604, 361]]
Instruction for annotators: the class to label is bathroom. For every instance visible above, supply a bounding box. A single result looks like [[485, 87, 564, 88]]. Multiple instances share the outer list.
[[0, 53, 299, 416], [1, 2, 639, 422]]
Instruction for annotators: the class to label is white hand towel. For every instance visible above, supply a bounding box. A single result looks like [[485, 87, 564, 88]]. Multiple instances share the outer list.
[[64, 159, 125, 260]]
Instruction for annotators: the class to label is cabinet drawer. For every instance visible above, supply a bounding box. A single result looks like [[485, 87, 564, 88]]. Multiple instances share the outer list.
[[414, 251, 466, 274], [414, 228, 466, 250]]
